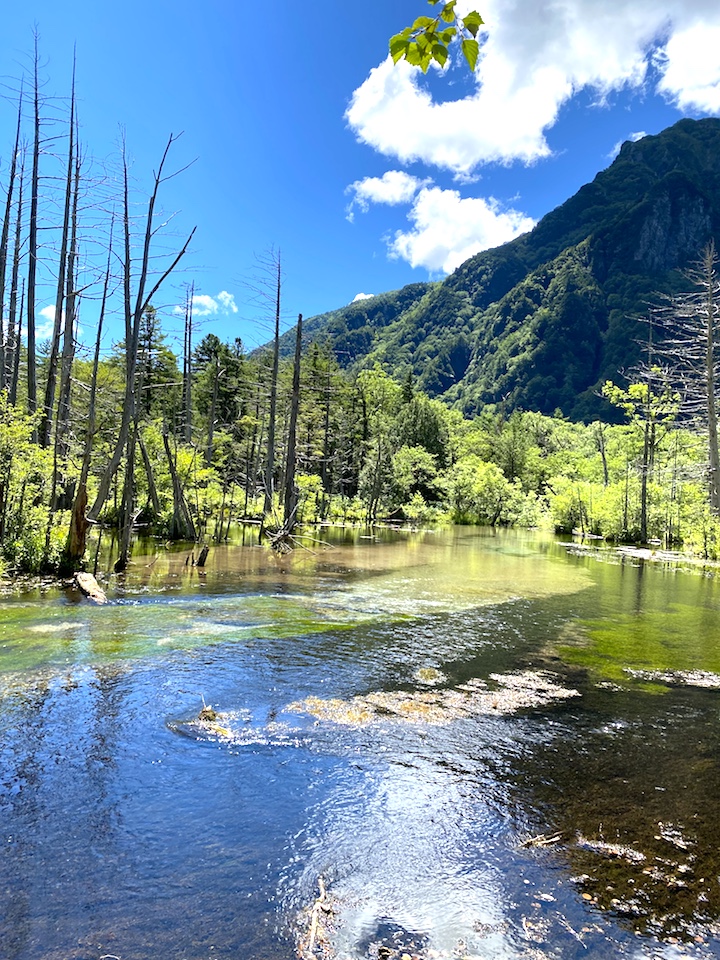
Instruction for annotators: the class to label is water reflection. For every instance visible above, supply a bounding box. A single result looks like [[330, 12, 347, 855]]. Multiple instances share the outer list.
[[2, 528, 720, 957]]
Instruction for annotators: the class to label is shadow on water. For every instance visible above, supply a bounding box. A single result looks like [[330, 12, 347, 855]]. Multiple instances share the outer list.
[[2, 527, 720, 957]]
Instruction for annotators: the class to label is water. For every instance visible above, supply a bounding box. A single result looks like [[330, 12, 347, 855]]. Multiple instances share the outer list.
[[1, 526, 720, 959]]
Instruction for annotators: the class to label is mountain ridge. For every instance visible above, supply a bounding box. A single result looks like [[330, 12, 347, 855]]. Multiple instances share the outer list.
[[280, 117, 720, 420]]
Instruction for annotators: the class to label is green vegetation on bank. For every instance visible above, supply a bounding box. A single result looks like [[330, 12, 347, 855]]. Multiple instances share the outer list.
[[3, 314, 720, 574]]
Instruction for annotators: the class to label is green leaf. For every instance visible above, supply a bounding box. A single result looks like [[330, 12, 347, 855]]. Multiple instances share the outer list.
[[420, 53, 433, 73], [416, 32, 431, 51], [440, 1, 457, 23], [439, 28, 456, 44], [412, 16, 435, 30], [432, 43, 448, 67], [462, 11, 484, 37], [405, 43, 424, 66], [390, 27, 412, 45], [390, 37, 409, 63], [461, 37, 479, 71]]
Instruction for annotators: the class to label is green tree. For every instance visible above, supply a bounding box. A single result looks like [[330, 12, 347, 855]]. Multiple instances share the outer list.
[[357, 365, 402, 520]]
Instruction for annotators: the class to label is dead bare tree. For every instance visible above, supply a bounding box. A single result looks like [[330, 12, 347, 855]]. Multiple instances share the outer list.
[[110, 135, 196, 571], [182, 281, 194, 442], [40, 55, 76, 447], [283, 313, 303, 529], [6, 146, 25, 405], [26, 33, 43, 422], [0, 81, 23, 391], [655, 241, 720, 512], [264, 249, 282, 518], [88, 132, 195, 535], [65, 214, 115, 566]]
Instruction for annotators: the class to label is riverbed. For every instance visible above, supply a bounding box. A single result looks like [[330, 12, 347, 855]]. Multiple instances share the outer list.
[[2, 526, 720, 959]]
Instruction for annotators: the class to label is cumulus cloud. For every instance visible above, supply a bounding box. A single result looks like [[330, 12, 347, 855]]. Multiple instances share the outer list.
[[346, 170, 432, 220], [174, 290, 238, 317], [38, 305, 57, 340], [217, 290, 239, 313], [346, 0, 720, 176], [352, 292, 375, 302], [390, 187, 535, 274], [657, 22, 720, 112]]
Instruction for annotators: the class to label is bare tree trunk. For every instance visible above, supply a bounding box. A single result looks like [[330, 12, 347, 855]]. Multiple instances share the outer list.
[[65, 215, 114, 568], [163, 431, 196, 541], [283, 314, 302, 528], [206, 352, 219, 465], [40, 58, 75, 447], [114, 425, 138, 572], [7, 150, 25, 406], [183, 281, 193, 442], [56, 135, 82, 467], [703, 245, 720, 511], [263, 251, 281, 517], [26, 36, 42, 421], [88, 134, 195, 520], [138, 434, 161, 517], [0, 82, 23, 391], [10, 280, 24, 406], [640, 420, 650, 543], [594, 422, 609, 487], [321, 366, 332, 518]]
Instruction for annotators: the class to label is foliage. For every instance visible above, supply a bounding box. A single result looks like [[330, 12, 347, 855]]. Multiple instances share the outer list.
[[389, 1, 483, 73]]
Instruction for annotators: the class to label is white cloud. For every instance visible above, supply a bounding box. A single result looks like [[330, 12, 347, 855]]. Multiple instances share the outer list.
[[38, 305, 57, 340], [657, 22, 720, 112], [174, 290, 238, 318], [352, 292, 375, 302], [390, 187, 535, 274], [216, 290, 238, 313], [346, 1, 720, 176], [346, 170, 432, 220], [608, 130, 647, 159]]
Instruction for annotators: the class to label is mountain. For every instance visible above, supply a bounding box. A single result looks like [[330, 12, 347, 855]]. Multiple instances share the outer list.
[[284, 118, 720, 420]]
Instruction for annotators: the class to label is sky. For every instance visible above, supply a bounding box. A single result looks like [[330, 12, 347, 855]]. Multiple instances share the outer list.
[[0, 0, 719, 357]]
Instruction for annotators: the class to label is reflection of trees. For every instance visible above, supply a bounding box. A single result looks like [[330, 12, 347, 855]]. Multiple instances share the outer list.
[[0, 663, 127, 957]]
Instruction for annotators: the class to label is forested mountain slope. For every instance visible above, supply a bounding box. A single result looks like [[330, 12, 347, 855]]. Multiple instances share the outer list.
[[284, 118, 720, 420]]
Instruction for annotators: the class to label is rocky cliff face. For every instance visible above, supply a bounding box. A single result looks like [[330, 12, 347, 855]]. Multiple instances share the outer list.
[[632, 185, 712, 274]]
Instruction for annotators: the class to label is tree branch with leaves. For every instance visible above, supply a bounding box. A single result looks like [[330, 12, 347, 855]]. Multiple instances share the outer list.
[[390, 1, 483, 73]]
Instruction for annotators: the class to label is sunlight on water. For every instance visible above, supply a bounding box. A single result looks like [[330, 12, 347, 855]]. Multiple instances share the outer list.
[[0, 528, 592, 676], [3, 527, 720, 959]]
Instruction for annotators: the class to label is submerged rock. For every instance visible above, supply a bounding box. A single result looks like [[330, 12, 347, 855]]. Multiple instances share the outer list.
[[625, 668, 720, 689], [287, 671, 580, 728]]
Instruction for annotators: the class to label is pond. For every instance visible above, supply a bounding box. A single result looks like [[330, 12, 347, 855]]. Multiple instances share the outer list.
[[2, 525, 720, 959]]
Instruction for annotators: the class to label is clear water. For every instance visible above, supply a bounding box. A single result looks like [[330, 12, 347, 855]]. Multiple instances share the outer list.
[[1, 526, 720, 959]]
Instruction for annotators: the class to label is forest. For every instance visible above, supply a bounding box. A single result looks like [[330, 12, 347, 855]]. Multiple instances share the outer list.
[[2, 49, 720, 578]]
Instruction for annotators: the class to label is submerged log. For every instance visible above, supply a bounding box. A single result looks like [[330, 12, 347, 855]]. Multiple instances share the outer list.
[[195, 544, 209, 567], [74, 571, 108, 604]]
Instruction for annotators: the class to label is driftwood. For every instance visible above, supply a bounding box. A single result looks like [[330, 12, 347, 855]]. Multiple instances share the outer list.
[[74, 572, 108, 604], [520, 832, 563, 848], [307, 876, 327, 955]]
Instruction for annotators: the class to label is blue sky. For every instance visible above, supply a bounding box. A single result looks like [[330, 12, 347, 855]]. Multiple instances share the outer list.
[[0, 0, 718, 357]]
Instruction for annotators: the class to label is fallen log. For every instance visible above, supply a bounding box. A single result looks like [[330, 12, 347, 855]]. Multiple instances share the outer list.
[[74, 572, 108, 604]]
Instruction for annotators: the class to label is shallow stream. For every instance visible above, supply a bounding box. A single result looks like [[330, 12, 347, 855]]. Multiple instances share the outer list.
[[2, 526, 720, 959]]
